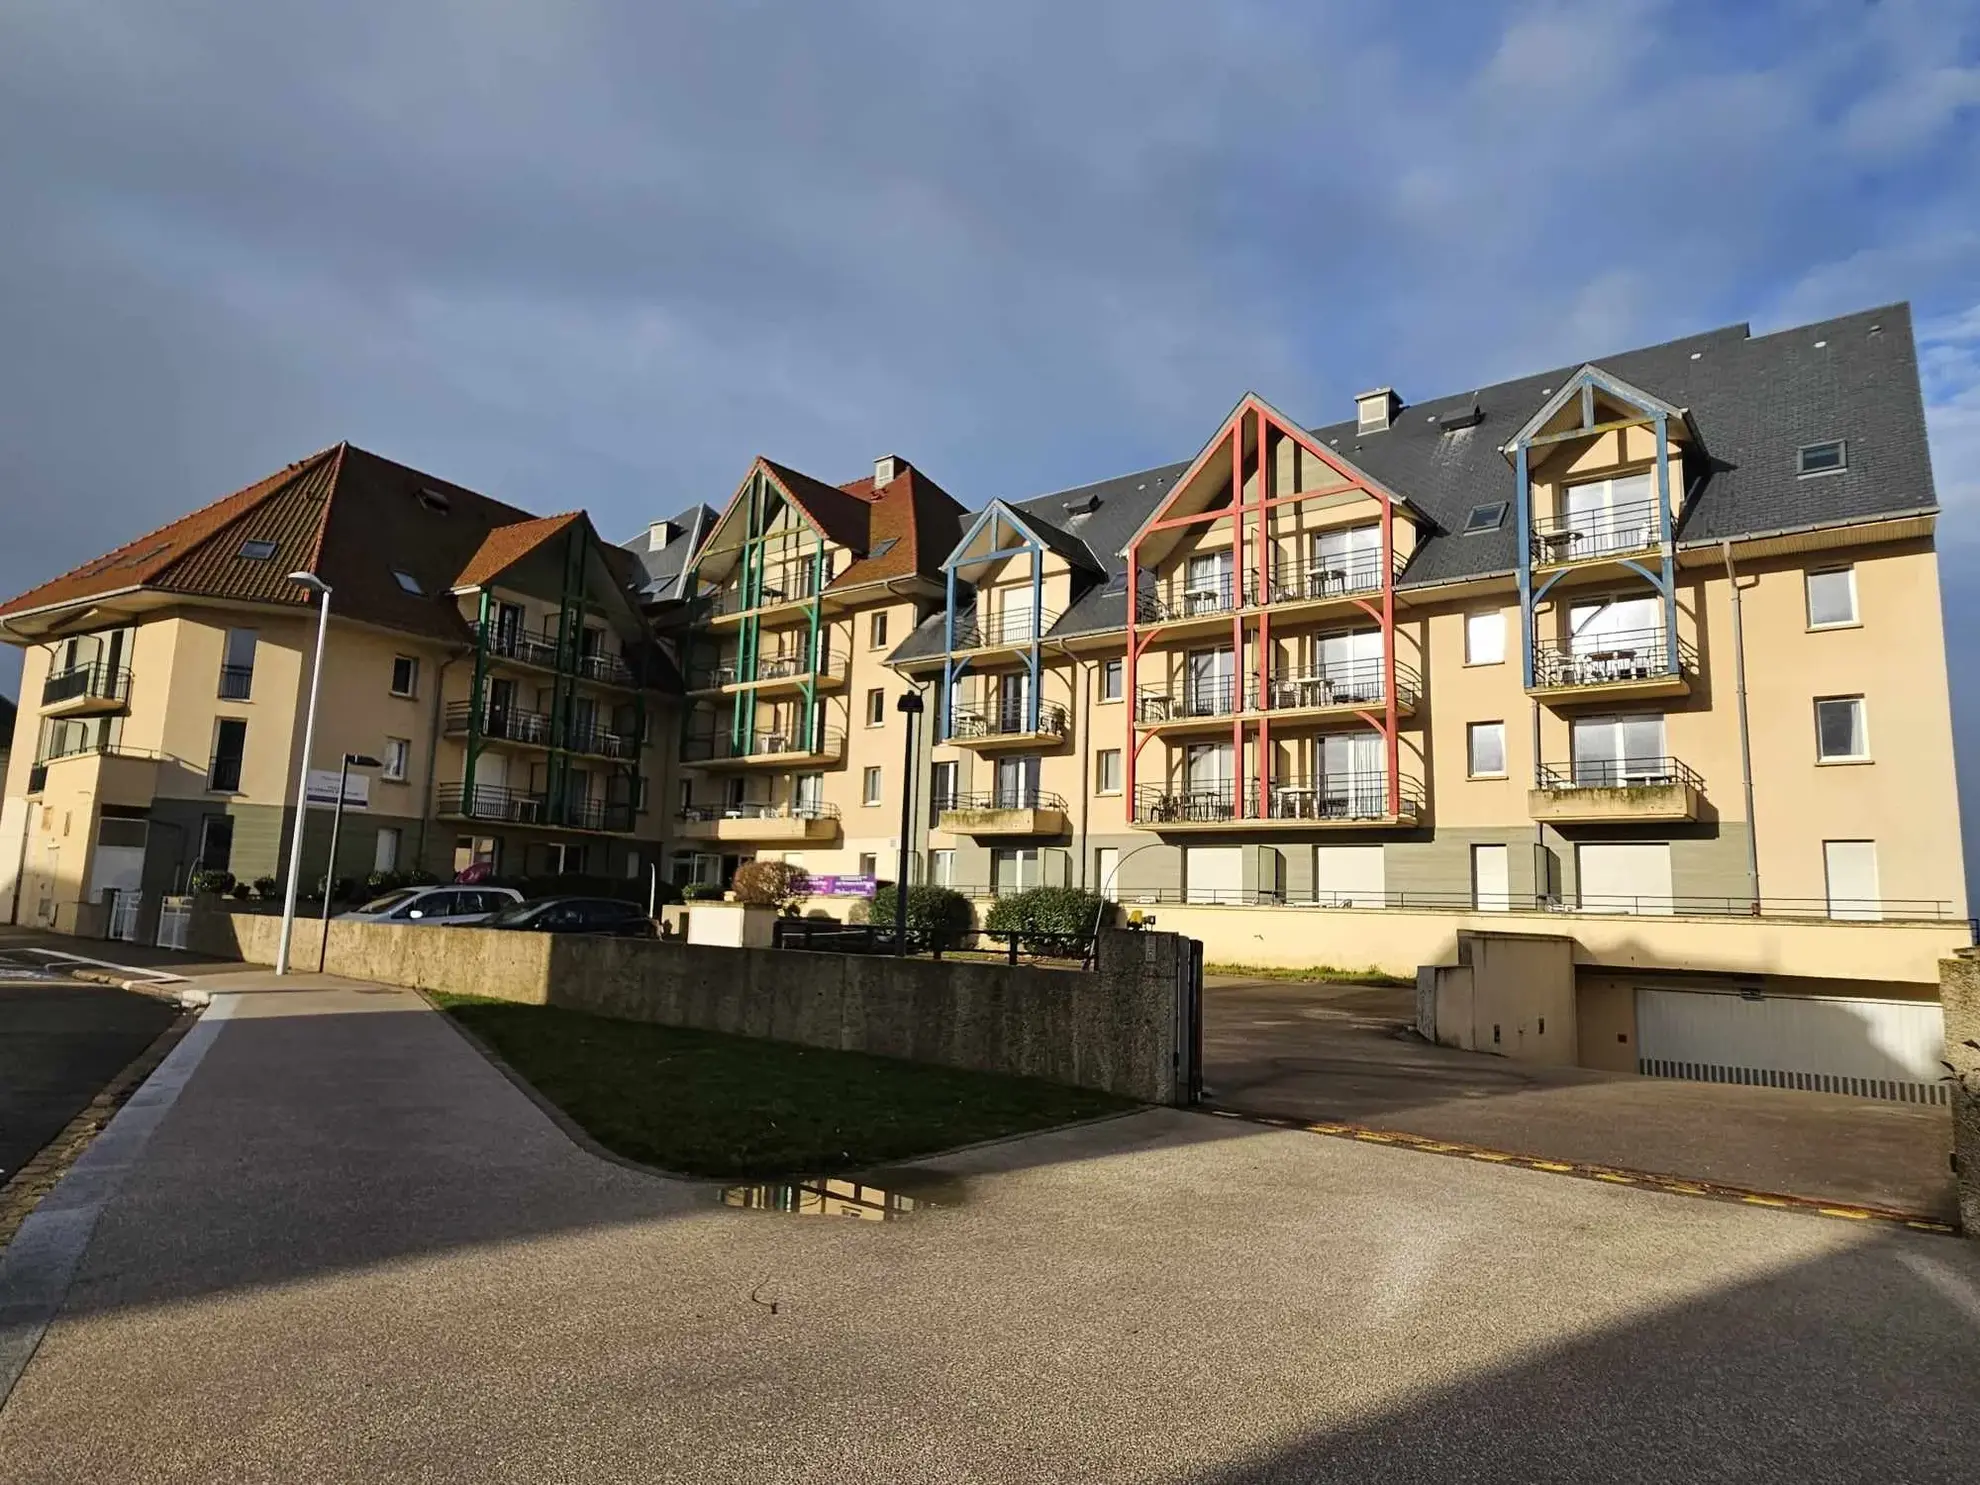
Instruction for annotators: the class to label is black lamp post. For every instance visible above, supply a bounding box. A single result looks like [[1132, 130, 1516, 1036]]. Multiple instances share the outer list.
[[319, 752, 382, 972], [894, 690, 924, 956]]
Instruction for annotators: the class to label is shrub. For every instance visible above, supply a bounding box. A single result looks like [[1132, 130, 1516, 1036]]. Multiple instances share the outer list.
[[869, 884, 973, 943], [229, 882, 252, 901], [252, 876, 279, 900], [189, 869, 234, 896], [730, 860, 810, 913], [682, 884, 726, 902], [406, 868, 440, 887], [985, 886, 1110, 950], [367, 869, 410, 893]]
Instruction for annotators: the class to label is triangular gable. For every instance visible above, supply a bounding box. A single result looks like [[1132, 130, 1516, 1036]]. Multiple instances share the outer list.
[[451, 512, 583, 591], [1503, 364, 1689, 453], [694, 456, 873, 569]]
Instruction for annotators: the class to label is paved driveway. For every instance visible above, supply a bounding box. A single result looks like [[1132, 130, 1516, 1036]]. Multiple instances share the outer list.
[[1204, 976, 1957, 1218], [1, 977, 1977, 1482]]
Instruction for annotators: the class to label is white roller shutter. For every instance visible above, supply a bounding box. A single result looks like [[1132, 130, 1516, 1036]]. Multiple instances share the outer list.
[[1313, 846, 1385, 907], [1636, 988, 1947, 1105], [1576, 843, 1672, 915], [1185, 846, 1244, 905]]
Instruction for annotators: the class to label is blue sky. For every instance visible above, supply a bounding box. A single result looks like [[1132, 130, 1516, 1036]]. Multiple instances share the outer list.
[[2, 0, 1977, 862]]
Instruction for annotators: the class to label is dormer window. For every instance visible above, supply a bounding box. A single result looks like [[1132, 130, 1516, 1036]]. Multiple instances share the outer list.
[[1355, 388, 1401, 433], [1797, 440, 1847, 477]]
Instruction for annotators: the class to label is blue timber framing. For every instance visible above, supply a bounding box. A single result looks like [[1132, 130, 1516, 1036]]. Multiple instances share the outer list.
[[1511, 367, 1683, 695], [940, 501, 1047, 740]]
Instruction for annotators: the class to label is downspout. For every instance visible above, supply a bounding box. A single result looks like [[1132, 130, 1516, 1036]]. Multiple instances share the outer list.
[[1721, 540, 1761, 913], [419, 649, 467, 870], [1075, 643, 1090, 887]]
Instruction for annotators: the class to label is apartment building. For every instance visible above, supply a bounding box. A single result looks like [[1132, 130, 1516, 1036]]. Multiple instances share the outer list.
[[0, 444, 675, 937], [887, 304, 1967, 1071], [664, 455, 963, 889]]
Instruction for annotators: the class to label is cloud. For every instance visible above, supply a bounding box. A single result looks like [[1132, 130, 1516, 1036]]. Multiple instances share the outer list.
[[1919, 303, 1980, 541]]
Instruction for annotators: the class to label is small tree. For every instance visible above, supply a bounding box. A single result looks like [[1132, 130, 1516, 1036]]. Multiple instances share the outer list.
[[869, 884, 973, 944], [730, 860, 810, 914]]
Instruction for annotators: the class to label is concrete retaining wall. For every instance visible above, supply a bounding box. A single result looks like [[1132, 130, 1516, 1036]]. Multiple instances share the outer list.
[[187, 906, 1189, 1104], [1942, 950, 1980, 1237]]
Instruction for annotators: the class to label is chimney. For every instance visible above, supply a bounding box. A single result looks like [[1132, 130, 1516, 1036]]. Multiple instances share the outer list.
[[1355, 387, 1402, 433], [874, 454, 905, 486]]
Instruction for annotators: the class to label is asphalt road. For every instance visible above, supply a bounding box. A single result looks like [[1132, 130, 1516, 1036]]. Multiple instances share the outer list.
[[0, 968, 176, 1184], [1203, 976, 1958, 1217], [0, 980, 1975, 1483]]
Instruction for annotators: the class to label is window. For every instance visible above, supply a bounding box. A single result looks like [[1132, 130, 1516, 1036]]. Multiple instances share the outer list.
[[858, 852, 878, 878], [219, 627, 257, 699], [454, 835, 498, 874], [678, 779, 693, 813], [1463, 502, 1508, 534], [238, 538, 278, 561], [930, 760, 957, 812], [1095, 748, 1122, 794], [869, 612, 889, 649], [866, 688, 886, 727], [863, 766, 883, 806], [382, 737, 410, 782], [1571, 714, 1666, 785], [1464, 611, 1505, 666], [1797, 440, 1847, 477], [208, 718, 246, 792], [392, 569, 424, 595], [373, 827, 401, 874], [1806, 567, 1858, 628], [196, 815, 234, 873], [624, 853, 643, 880], [1100, 658, 1123, 702], [1823, 840, 1881, 921], [992, 847, 1040, 893], [1815, 696, 1868, 761], [929, 849, 955, 887], [1467, 721, 1506, 778], [390, 656, 419, 697]]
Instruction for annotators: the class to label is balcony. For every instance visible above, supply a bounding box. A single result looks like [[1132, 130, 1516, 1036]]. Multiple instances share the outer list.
[[946, 702, 1069, 750], [937, 788, 1069, 837], [675, 801, 841, 844], [681, 726, 846, 770], [1530, 757, 1704, 824], [218, 664, 254, 701], [41, 662, 131, 717], [1529, 628, 1696, 704], [1530, 499, 1659, 568], [475, 622, 639, 689], [685, 652, 849, 696], [950, 607, 1060, 656], [436, 783, 636, 835], [1134, 674, 1245, 731], [1131, 777, 1424, 831], [443, 702, 640, 761], [25, 741, 162, 806], [702, 565, 836, 625], [26, 764, 46, 794], [1134, 660, 1421, 732]]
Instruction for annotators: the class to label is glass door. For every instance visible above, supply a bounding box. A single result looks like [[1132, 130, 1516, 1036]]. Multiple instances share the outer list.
[[1184, 550, 1233, 614], [994, 755, 1040, 809], [1185, 649, 1233, 716], [1315, 731, 1383, 816], [1310, 524, 1380, 594], [1570, 715, 1667, 786]]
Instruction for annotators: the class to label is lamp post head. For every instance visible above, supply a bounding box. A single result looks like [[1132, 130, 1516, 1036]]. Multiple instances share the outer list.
[[896, 691, 925, 715], [288, 571, 331, 598], [344, 753, 382, 769]]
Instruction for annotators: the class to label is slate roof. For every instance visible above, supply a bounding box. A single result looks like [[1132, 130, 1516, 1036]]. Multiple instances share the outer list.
[[889, 302, 1934, 663], [622, 504, 716, 600], [0, 443, 651, 647]]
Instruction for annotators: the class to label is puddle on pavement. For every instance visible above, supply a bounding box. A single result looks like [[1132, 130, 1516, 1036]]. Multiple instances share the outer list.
[[719, 1169, 968, 1222]]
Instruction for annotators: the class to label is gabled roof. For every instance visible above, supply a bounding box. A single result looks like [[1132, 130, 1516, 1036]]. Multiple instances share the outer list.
[[1503, 364, 1692, 451], [622, 504, 717, 599], [829, 464, 966, 591], [761, 459, 874, 552], [453, 512, 582, 591]]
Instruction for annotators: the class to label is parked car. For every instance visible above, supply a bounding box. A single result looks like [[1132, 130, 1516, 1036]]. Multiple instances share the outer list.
[[338, 885, 524, 926], [471, 896, 657, 937]]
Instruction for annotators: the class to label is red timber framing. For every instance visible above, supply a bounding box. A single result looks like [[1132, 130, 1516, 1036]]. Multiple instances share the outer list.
[[1124, 395, 1405, 819]]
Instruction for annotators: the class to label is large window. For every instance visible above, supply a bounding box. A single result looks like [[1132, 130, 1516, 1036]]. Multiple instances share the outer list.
[[991, 847, 1040, 893], [1467, 722, 1506, 779], [1815, 696, 1868, 761], [208, 718, 246, 792], [929, 761, 957, 812], [219, 628, 257, 700], [1806, 567, 1858, 629], [1464, 611, 1504, 666], [1570, 714, 1667, 785]]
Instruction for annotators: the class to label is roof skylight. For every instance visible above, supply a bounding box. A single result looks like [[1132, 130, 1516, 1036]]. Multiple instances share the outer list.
[[1797, 440, 1847, 477], [392, 569, 425, 595], [239, 538, 279, 560], [1463, 502, 1508, 534]]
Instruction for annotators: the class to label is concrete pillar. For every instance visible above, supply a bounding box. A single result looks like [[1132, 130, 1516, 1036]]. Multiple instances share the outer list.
[[1941, 949, 1980, 1238]]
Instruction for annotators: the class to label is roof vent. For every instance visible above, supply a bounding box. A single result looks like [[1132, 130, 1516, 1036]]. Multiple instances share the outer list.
[[1438, 405, 1484, 433], [874, 454, 904, 486], [1063, 493, 1100, 516], [416, 487, 451, 513], [1355, 388, 1401, 433], [647, 519, 672, 550]]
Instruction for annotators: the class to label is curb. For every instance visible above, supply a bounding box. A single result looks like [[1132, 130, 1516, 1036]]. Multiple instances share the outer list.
[[1200, 1104, 1958, 1236]]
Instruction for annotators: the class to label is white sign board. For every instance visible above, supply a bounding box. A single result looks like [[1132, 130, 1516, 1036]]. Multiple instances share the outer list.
[[305, 770, 370, 810]]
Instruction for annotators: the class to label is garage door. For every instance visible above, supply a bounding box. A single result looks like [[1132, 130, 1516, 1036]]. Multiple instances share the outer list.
[[1577, 843, 1672, 915], [1185, 846, 1244, 905], [1313, 846, 1384, 907], [1636, 988, 1947, 1105]]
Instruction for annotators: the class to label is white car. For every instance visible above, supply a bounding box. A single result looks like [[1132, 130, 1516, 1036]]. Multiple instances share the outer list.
[[337, 884, 524, 926]]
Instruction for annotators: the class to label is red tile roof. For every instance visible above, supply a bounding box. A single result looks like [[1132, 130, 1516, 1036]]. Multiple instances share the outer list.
[[829, 464, 965, 592]]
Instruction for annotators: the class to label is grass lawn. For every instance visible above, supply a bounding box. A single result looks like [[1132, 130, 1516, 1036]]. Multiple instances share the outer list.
[[1206, 962, 1415, 987], [433, 994, 1137, 1178]]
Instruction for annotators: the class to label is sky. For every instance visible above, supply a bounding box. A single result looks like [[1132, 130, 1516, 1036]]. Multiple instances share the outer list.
[[1, 0, 1977, 865]]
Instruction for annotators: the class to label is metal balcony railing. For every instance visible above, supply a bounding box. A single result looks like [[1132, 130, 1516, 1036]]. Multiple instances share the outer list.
[[942, 788, 1069, 812], [1134, 659, 1421, 723], [43, 662, 131, 709], [952, 607, 1061, 649], [436, 783, 635, 834], [1536, 756, 1704, 791], [1530, 499, 1660, 565], [686, 653, 846, 691], [677, 800, 841, 823], [475, 623, 637, 687], [948, 702, 1069, 741], [218, 664, 254, 701], [680, 726, 847, 763], [1135, 546, 1401, 624], [1136, 570, 1247, 624], [1136, 673, 1244, 723], [1532, 628, 1697, 689], [1263, 547, 1393, 605], [704, 565, 834, 618], [1133, 776, 1423, 825], [444, 702, 639, 760]]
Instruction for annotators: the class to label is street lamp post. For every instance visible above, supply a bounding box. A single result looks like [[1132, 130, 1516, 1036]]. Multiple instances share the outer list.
[[318, 753, 381, 972], [276, 572, 333, 975], [1091, 839, 1170, 941], [893, 690, 924, 956]]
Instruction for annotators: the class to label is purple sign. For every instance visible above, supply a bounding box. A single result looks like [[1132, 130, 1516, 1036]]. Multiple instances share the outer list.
[[800, 874, 878, 898]]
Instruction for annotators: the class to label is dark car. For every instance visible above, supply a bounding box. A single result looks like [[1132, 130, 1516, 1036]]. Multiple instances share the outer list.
[[472, 896, 657, 938]]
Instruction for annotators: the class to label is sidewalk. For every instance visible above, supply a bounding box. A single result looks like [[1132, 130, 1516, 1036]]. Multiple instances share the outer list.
[[1, 975, 1977, 1482]]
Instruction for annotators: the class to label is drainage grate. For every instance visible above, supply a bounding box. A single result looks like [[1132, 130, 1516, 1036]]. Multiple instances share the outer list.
[[1638, 1058, 1949, 1106]]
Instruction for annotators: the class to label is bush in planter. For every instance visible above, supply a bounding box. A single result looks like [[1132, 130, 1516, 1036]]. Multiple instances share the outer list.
[[252, 876, 279, 900], [868, 884, 972, 944], [985, 886, 1110, 951], [682, 884, 726, 902], [230, 882, 253, 901], [730, 860, 809, 914], [189, 869, 235, 896]]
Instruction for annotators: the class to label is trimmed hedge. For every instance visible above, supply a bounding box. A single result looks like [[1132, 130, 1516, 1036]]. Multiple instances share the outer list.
[[985, 886, 1110, 948], [868, 884, 973, 939]]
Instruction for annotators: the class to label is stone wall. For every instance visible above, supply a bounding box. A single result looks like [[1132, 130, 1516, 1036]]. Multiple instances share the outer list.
[[188, 905, 1192, 1104], [1941, 950, 1980, 1237]]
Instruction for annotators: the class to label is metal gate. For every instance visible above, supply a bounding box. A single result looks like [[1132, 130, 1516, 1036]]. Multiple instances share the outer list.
[[1636, 987, 1948, 1106], [106, 889, 142, 942], [156, 895, 192, 951]]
